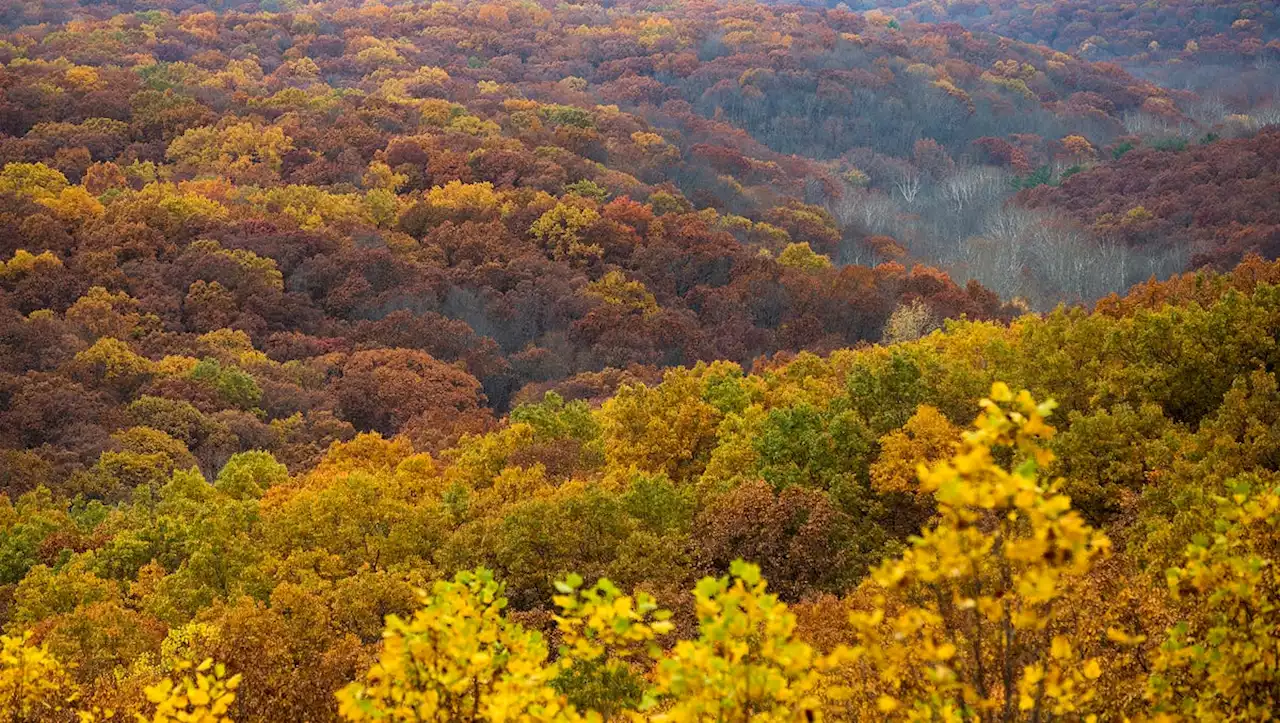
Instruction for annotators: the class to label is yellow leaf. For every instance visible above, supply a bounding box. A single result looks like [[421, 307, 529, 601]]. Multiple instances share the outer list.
[[1083, 658, 1102, 680], [144, 682, 171, 704], [1105, 627, 1147, 646], [189, 688, 211, 706]]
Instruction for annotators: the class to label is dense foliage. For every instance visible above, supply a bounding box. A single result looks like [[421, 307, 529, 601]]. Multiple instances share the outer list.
[[875, 0, 1278, 61], [1020, 126, 1280, 270], [869, 0, 1280, 108], [3, 0, 1280, 718], [2, 253, 1280, 718]]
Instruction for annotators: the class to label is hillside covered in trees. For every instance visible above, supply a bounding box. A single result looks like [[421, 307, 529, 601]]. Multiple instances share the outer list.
[[0, 0, 1224, 313], [4, 0, 1280, 719], [864, 0, 1280, 108], [1020, 125, 1280, 270], [11, 254, 1280, 720]]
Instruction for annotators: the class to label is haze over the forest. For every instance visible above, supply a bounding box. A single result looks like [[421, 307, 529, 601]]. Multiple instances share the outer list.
[[0, 0, 1278, 720]]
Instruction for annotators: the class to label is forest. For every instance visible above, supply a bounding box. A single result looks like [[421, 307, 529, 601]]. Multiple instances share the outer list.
[[1, 0, 1280, 719], [864, 0, 1280, 106]]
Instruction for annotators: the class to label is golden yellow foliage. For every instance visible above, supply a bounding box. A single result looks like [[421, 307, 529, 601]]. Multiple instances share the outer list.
[[777, 242, 833, 271], [837, 384, 1117, 720], [1, 249, 63, 279], [870, 404, 958, 495], [0, 633, 79, 723], [530, 202, 602, 262], [645, 560, 834, 722], [138, 658, 240, 723], [599, 369, 719, 482], [583, 271, 659, 316], [336, 569, 579, 722], [1150, 481, 1280, 719]]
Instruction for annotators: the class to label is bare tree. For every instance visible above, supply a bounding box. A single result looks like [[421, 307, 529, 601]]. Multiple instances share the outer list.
[[834, 190, 898, 236], [1123, 111, 1194, 140], [1189, 95, 1229, 126], [1093, 238, 1130, 298], [828, 161, 1190, 309], [1251, 106, 1280, 129], [894, 167, 922, 204], [942, 166, 1007, 213]]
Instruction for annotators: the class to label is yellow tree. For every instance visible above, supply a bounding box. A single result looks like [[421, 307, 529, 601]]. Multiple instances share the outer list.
[[1, 250, 63, 280], [0, 162, 69, 201], [599, 369, 720, 483], [1061, 135, 1095, 163], [0, 633, 78, 723], [583, 271, 658, 316], [72, 338, 156, 396], [870, 405, 958, 497], [336, 569, 580, 722], [415, 181, 505, 226], [551, 575, 673, 718], [135, 657, 241, 723], [166, 123, 293, 182], [881, 300, 938, 345], [644, 560, 830, 721], [530, 202, 601, 262], [839, 384, 1116, 721], [776, 242, 832, 271]]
